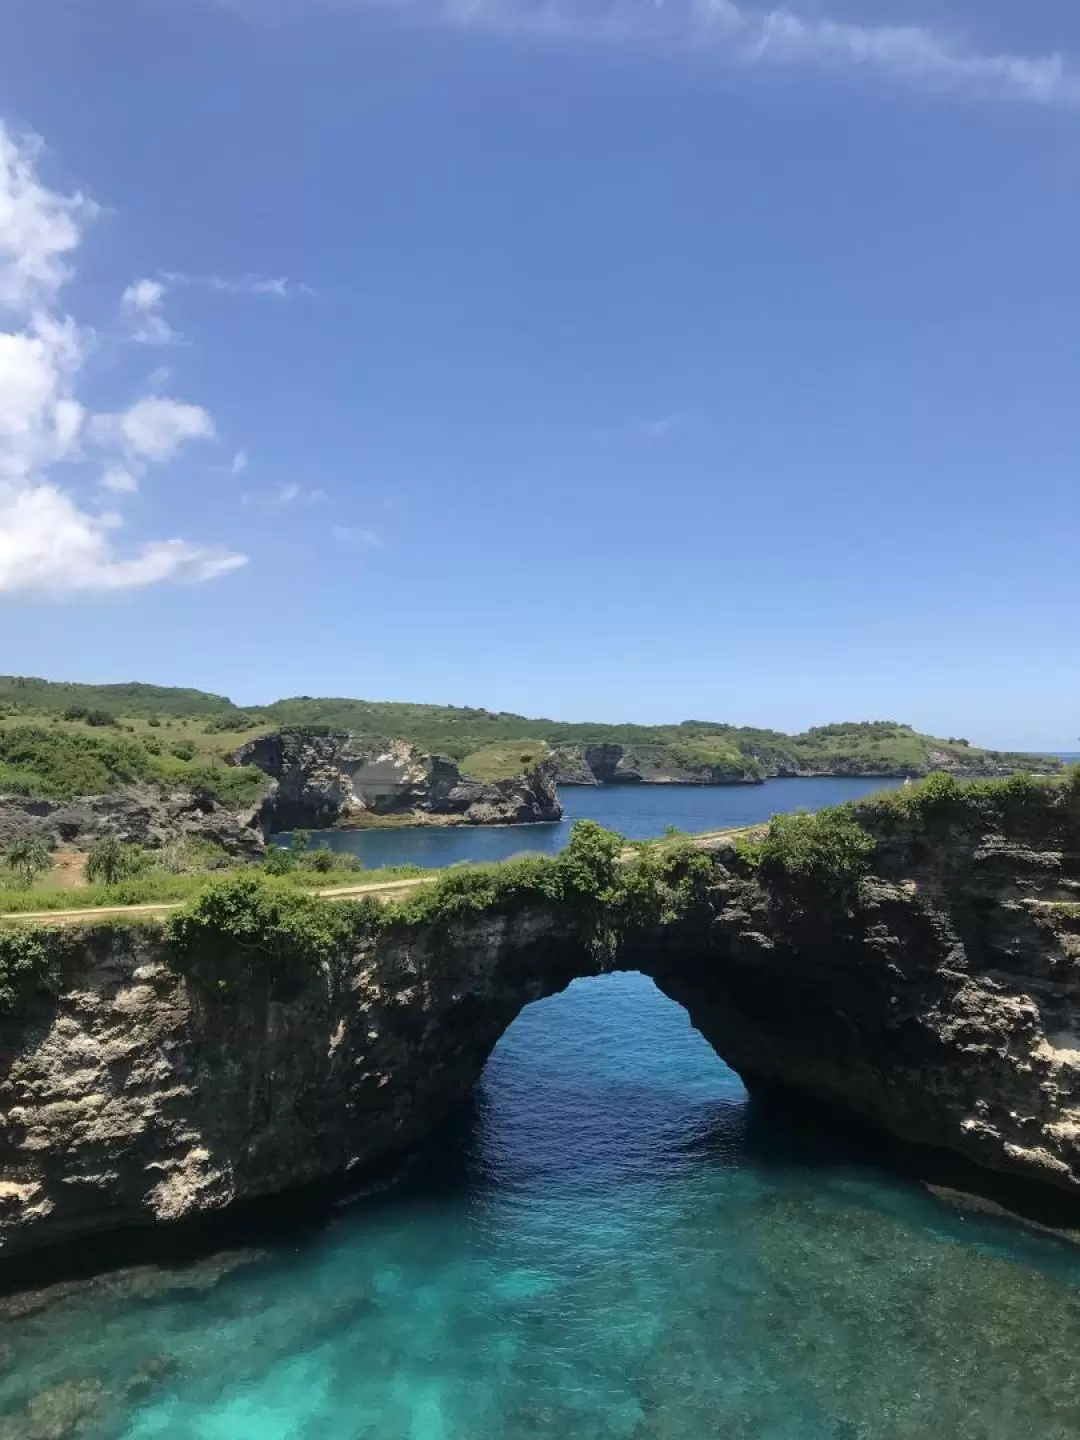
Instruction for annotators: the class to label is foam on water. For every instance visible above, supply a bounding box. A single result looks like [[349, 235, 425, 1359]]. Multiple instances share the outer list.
[[4, 972, 1080, 1439]]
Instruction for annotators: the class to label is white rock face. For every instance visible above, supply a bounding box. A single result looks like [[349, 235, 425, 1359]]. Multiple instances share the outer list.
[[234, 731, 563, 830]]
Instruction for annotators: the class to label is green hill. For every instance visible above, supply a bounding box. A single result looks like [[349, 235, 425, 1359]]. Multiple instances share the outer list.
[[0, 674, 1059, 799]]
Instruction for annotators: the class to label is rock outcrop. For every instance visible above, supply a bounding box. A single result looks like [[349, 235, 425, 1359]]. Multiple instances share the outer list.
[[551, 743, 764, 786], [0, 790, 265, 860], [236, 731, 563, 830], [551, 741, 1048, 787], [2, 783, 1080, 1261], [643, 801, 1080, 1202], [0, 907, 592, 1259]]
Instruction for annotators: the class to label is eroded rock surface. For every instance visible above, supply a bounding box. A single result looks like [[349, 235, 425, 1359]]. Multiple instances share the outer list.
[[237, 731, 563, 830], [0, 791, 265, 860]]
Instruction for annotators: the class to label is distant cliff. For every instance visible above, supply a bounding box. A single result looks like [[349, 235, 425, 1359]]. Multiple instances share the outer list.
[[550, 743, 766, 786], [550, 734, 1050, 787], [236, 731, 563, 831]]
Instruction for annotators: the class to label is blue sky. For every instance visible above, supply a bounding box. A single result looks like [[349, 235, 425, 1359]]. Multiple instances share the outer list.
[[0, 0, 1077, 748]]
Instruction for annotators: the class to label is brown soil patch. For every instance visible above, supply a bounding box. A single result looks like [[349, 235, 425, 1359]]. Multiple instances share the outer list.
[[51, 850, 88, 888]]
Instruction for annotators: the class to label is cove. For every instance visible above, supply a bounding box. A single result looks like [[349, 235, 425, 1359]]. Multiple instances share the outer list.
[[5, 971, 1080, 1439], [301, 775, 907, 869]]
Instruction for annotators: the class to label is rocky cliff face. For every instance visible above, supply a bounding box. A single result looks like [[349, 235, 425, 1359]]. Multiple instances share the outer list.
[[236, 731, 563, 830], [550, 743, 763, 786], [644, 810, 1080, 1201], [3, 788, 1080, 1261], [551, 741, 1045, 786], [0, 791, 265, 860], [0, 909, 592, 1260]]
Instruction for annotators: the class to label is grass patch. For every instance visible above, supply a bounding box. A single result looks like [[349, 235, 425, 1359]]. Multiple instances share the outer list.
[[459, 741, 552, 781]]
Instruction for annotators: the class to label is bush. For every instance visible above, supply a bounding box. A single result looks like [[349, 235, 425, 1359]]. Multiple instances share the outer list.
[[751, 808, 876, 901], [0, 928, 51, 1009], [5, 836, 52, 888], [165, 872, 359, 994], [85, 835, 150, 886], [169, 740, 197, 762]]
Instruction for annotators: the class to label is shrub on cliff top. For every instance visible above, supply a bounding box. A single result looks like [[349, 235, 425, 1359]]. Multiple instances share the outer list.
[[165, 871, 361, 994], [746, 808, 876, 902], [391, 820, 624, 929], [0, 928, 51, 1010], [865, 769, 1072, 838], [616, 840, 715, 928]]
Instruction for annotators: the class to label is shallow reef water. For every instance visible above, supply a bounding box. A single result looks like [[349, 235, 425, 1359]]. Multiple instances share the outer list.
[[4, 971, 1080, 1439]]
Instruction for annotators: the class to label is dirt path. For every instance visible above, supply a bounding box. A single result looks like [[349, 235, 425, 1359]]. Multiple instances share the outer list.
[[1, 829, 756, 929], [1, 876, 436, 928]]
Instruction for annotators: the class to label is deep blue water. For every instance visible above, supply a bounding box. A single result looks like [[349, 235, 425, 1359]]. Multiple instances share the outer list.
[[6, 971, 1080, 1438], [305, 776, 907, 870]]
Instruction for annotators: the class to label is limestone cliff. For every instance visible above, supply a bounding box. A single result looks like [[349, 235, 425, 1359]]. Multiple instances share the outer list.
[[550, 743, 764, 786], [3, 782, 1080, 1261], [551, 740, 1046, 787], [236, 731, 563, 830], [0, 908, 591, 1260]]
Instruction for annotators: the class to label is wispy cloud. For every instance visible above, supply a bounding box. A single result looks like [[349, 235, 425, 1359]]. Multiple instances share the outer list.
[[244, 481, 326, 507], [332, 524, 382, 548], [225, 0, 1080, 110], [163, 271, 318, 300], [121, 278, 182, 346], [639, 415, 679, 442]]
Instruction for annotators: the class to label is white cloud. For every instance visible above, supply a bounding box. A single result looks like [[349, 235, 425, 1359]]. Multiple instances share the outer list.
[[231, 449, 248, 475], [332, 524, 381, 547], [0, 484, 245, 592], [95, 396, 215, 462], [121, 277, 181, 346], [248, 0, 1080, 110], [0, 125, 94, 312], [0, 313, 85, 479], [101, 467, 139, 494], [0, 120, 246, 596]]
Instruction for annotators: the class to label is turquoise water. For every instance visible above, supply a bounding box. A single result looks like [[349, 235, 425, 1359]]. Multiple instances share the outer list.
[[5, 971, 1080, 1439], [303, 775, 907, 869]]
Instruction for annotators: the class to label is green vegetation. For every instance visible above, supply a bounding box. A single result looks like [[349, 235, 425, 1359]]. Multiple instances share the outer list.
[[4, 836, 52, 889], [859, 765, 1080, 844], [739, 808, 876, 902], [0, 927, 51, 1009], [0, 676, 236, 719], [459, 741, 552, 781], [0, 725, 268, 806], [0, 848, 427, 916], [0, 674, 1058, 802], [84, 835, 149, 886], [165, 872, 372, 995]]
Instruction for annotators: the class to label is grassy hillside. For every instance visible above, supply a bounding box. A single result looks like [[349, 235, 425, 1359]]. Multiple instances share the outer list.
[[0, 674, 1058, 798], [0, 726, 268, 806]]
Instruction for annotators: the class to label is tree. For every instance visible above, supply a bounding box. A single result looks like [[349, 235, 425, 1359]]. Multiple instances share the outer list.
[[5, 836, 52, 889], [85, 834, 144, 887]]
